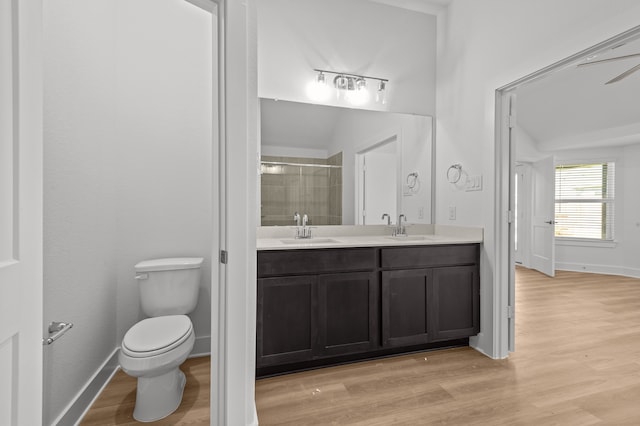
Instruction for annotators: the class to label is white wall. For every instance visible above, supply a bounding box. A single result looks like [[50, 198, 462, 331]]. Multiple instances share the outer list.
[[43, 2, 118, 424], [257, 0, 436, 116], [328, 110, 432, 224], [113, 0, 213, 347], [436, 0, 640, 357], [43, 0, 212, 423]]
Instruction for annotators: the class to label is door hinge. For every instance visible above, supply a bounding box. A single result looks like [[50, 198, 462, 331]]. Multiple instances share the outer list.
[[220, 250, 228, 264], [509, 114, 516, 128], [507, 305, 514, 319], [508, 210, 514, 224]]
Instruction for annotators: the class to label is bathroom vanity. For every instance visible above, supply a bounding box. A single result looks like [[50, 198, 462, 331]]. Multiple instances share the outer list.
[[256, 225, 482, 377]]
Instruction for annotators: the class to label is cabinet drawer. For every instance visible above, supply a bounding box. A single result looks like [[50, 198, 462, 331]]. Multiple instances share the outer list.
[[258, 248, 377, 277], [381, 244, 479, 269]]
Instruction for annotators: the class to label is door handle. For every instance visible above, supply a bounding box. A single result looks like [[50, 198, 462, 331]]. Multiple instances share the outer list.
[[545, 220, 556, 225]]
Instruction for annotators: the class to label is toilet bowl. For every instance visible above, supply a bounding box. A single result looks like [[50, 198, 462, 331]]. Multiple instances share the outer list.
[[119, 315, 195, 422], [119, 257, 203, 422]]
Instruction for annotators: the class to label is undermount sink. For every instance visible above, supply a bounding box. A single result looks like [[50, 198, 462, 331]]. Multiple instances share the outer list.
[[280, 238, 339, 245], [385, 235, 437, 241]]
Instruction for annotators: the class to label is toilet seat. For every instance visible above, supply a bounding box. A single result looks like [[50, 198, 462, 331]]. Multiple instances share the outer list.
[[122, 315, 193, 358]]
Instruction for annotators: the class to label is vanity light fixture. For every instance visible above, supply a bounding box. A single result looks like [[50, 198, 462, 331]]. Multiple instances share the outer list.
[[311, 69, 388, 106]]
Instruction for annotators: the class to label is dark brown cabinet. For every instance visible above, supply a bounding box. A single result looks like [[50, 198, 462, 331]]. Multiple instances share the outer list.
[[430, 265, 479, 341], [257, 243, 480, 375], [318, 271, 378, 356], [257, 248, 378, 369], [380, 245, 480, 347], [381, 269, 431, 347], [257, 275, 317, 367]]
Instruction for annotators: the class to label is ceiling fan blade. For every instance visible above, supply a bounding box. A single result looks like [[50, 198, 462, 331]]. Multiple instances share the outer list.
[[605, 63, 640, 84], [577, 52, 640, 67]]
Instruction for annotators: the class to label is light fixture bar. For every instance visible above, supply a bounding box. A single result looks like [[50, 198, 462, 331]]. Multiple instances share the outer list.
[[313, 69, 389, 83]]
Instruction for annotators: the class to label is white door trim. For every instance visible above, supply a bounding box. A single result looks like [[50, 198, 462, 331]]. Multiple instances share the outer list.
[[0, 0, 44, 424], [495, 25, 640, 358]]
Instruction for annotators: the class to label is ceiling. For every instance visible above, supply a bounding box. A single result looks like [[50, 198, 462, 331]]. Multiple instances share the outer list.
[[261, 99, 341, 149], [367, 0, 450, 15], [517, 34, 640, 152]]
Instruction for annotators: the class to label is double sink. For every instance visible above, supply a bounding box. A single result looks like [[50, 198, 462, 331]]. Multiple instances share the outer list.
[[278, 234, 443, 246]]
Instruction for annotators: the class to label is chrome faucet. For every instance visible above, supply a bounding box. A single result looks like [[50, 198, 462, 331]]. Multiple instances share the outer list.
[[293, 212, 301, 227], [393, 214, 407, 236], [381, 213, 391, 225], [295, 213, 312, 239]]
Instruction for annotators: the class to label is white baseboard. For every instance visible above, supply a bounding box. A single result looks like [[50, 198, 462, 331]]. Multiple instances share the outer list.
[[54, 335, 212, 426], [48, 348, 120, 426], [190, 335, 211, 357], [556, 262, 640, 279], [251, 404, 259, 426]]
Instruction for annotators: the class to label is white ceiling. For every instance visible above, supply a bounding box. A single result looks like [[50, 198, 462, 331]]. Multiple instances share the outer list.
[[260, 99, 341, 150], [367, 0, 450, 15], [517, 34, 640, 152]]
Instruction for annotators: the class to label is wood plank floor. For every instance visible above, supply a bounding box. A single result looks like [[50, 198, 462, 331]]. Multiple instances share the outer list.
[[80, 356, 209, 425], [255, 268, 640, 425], [82, 268, 640, 425]]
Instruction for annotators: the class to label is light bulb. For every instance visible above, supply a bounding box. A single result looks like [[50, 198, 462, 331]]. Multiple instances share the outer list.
[[349, 78, 370, 105], [376, 80, 387, 104], [306, 72, 331, 102], [334, 75, 348, 100]]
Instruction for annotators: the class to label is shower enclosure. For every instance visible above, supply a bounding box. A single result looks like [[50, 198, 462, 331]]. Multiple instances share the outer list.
[[260, 153, 342, 226]]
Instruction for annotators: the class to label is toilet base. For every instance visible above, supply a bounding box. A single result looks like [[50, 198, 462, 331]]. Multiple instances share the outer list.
[[133, 367, 186, 422]]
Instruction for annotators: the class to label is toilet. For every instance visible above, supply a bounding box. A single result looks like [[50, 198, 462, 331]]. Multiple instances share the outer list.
[[118, 257, 203, 422]]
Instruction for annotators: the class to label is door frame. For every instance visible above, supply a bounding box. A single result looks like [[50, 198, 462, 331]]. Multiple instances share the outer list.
[[495, 25, 640, 356], [0, 0, 44, 425]]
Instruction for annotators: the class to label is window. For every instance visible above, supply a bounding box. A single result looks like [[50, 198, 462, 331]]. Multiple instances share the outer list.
[[555, 162, 615, 241]]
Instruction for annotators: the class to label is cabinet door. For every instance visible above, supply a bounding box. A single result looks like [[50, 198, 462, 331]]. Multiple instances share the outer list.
[[257, 275, 317, 367], [317, 272, 378, 356], [381, 269, 431, 347], [430, 265, 480, 341]]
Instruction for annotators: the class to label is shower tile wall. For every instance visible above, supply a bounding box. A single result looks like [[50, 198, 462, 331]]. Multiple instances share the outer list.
[[261, 154, 342, 226]]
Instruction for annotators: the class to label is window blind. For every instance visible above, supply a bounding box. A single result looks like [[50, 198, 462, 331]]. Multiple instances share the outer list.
[[555, 162, 615, 240]]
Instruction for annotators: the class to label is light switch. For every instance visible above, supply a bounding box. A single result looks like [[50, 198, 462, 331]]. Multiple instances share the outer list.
[[448, 206, 456, 220], [465, 175, 483, 191]]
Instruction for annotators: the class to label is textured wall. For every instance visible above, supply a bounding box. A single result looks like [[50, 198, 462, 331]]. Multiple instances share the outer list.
[[43, 1, 212, 423], [43, 1, 118, 423]]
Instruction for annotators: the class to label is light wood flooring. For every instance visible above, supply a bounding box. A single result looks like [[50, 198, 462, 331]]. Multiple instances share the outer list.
[[80, 356, 209, 425], [82, 268, 640, 425]]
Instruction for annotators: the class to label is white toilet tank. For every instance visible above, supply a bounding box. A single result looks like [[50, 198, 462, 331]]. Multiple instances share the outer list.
[[134, 257, 203, 317]]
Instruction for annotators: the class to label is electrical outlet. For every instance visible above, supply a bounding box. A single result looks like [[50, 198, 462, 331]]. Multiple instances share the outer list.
[[448, 206, 456, 220]]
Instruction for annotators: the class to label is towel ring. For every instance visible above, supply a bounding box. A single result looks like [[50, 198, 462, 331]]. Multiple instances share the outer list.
[[447, 164, 462, 184], [406, 172, 419, 189]]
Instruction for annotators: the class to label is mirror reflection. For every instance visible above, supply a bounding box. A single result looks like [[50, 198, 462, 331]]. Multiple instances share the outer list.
[[259, 99, 433, 226]]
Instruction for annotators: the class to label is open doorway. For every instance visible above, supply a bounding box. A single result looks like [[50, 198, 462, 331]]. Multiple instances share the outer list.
[[497, 25, 640, 353]]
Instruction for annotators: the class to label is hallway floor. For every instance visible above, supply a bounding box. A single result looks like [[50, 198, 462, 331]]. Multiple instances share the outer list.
[[255, 268, 640, 425], [82, 268, 640, 424]]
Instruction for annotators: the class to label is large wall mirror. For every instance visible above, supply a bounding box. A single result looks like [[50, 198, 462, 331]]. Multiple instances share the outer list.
[[259, 98, 433, 226]]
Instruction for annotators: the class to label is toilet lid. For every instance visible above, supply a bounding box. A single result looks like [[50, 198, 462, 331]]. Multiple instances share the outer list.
[[122, 315, 193, 358]]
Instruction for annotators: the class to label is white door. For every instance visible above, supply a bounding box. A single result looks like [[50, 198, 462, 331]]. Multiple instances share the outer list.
[[356, 137, 398, 225], [531, 156, 556, 277], [0, 1, 44, 425], [363, 151, 397, 224]]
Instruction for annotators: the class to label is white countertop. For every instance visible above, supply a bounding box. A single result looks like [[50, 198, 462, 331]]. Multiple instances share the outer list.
[[257, 224, 483, 251]]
